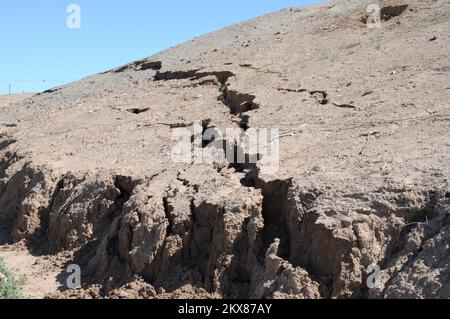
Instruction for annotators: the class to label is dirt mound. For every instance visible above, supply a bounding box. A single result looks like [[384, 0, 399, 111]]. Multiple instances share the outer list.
[[0, 94, 33, 108], [0, 0, 449, 299]]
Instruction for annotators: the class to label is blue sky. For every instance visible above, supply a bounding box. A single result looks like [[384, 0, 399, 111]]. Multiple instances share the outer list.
[[0, 0, 320, 94]]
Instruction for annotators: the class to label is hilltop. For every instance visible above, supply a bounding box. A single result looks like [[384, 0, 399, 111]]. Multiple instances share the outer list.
[[0, 0, 449, 299]]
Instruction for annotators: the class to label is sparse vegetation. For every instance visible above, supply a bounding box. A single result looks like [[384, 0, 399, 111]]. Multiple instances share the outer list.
[[0, 257, 24, 299]]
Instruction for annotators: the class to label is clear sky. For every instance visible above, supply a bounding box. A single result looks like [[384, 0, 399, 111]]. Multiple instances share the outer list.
[[0, 0, 320, 94]]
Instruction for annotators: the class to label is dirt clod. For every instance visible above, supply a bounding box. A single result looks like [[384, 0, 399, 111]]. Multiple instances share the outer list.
[[0, 0, 449, 299]]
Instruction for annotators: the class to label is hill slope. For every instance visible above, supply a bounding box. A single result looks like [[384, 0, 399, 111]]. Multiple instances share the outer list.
[[0, 0, 449, 298]]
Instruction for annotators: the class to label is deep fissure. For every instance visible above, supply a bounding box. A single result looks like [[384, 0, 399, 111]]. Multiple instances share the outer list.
[[113, 176, 135, 216], [0, 139, 16, 152], [381, 5, 409, 21], [278, 86, 358, 108], [162, 196, 174, 236], [256, 179, 293, 262], [361, 4, 409, 24], [113, 60, 162, 73], [209, 75, 294, 273]]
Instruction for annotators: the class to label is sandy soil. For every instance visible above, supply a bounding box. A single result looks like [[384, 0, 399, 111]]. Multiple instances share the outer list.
[[0, 94, 33, 108], [0, 0, 449, 299]]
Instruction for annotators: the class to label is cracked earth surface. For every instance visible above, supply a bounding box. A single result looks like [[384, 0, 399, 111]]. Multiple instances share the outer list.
[[0, 0, 449, 299]]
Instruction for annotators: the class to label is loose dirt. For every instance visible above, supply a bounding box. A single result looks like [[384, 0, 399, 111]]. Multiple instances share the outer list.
[[0, 0, 449, 299]]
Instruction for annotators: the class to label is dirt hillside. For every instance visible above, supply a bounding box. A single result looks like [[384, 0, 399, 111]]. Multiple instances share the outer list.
[[0, 0, 449, 299], [0, 94, 33, 108]]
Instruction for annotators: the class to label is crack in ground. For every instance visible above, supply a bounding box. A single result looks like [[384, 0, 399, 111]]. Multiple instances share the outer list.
[[113, 175, 136, 216], [154, 69, 234, 86], [112, 60, 162, 73], [361, 4, 409, 24], [381, 5, 409, 21], [36, 88, 61, 96], [218, 87, 260, 131], [185, 72, 312, 291], [0, 138, 16, 152], [157, 70, 306, 294], [277, 86, 356, 109], [162, 196, 174, 236]]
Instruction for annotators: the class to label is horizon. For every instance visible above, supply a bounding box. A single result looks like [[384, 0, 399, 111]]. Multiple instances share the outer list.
[[0, 0, 321, 95]]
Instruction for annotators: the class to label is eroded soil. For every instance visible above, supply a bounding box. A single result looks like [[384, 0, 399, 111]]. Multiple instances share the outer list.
[[0, 0, 449, 299]]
